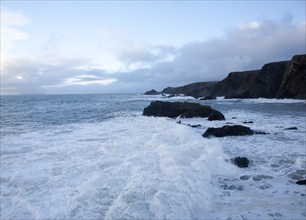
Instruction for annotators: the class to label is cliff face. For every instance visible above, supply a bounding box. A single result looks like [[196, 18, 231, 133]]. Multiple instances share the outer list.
[[158, 54, 306, 99], [277, 55, 306, 99], [162, 81, 217, 98], [216, 61, 289, 99], [210, 70, 259, 98]]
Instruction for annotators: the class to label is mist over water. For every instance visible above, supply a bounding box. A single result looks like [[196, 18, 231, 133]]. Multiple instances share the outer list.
[[1, 94, 305, 219]]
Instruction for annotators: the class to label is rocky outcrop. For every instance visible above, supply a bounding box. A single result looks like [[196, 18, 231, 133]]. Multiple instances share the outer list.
[[202, 125, 254, 137], [143, 101, 225, 120], [144, 89, 160, 95]]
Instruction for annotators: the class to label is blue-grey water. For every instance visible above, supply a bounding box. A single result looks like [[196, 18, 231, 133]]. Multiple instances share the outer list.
[[1, 94, 305, 219]]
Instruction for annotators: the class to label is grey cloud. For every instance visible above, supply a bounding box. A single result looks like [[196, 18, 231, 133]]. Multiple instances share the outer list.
[[117, 45, 177, 64], [111, 18, 305, 91], [152, 19, 304, 82]]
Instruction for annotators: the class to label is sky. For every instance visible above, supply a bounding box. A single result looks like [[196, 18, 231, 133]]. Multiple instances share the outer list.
[[1, 0, 305, 95]]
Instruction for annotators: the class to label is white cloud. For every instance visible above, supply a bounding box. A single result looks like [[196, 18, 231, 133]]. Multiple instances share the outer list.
[[16, 75, 23, 80], [117, 43, 177, 71], [42, 74, 117, 88], [1, 7, 31, 72], [241, 21, 261, 30], [112, 18, 305, 90], [1, 7, 31, 27]]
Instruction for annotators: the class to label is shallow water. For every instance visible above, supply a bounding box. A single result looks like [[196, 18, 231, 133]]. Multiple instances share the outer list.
[[1, 94, 305, 219]]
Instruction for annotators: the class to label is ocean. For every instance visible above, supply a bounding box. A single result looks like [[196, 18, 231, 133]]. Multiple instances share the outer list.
[[1, 94, 305, 219]]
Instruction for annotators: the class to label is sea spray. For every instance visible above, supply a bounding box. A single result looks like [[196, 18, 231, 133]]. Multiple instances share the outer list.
[[1, 115, 233, 219]]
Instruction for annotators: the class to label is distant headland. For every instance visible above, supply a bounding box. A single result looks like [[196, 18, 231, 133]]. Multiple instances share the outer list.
[[145, 54, 306, 100]]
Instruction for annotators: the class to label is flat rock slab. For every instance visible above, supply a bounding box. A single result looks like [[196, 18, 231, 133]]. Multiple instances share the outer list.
[[203, 125, 254, 137], [143, 101, 225, 120]]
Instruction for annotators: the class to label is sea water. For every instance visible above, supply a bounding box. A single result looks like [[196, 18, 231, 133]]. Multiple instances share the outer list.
[[1, 94, 305, 219]]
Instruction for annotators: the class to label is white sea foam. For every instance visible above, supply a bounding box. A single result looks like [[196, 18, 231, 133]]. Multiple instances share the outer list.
[[178, 107, 306, 219], [1, 102, 305, 219], [216, 97, 306, 104], [135, 94, 196, 101], [1, 116, 232, 219]]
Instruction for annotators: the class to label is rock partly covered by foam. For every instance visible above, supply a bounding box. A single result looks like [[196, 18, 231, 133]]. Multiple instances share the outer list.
[[143, 101, 225, 120], [203, 125, 254, 138]]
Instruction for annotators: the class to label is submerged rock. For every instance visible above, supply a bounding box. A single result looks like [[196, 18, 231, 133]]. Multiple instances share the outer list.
[[285, 127, 298, 130], [254, 130, 269, 135], [242, 121, 254, 124], [252, 175, 273, 181], [188, 124, 201, 128], [202, 125, 254, 138], [232, 157, 249, 168], [143, 101, 225, 120]]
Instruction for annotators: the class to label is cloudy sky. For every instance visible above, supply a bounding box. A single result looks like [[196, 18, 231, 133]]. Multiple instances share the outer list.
[[1, 1, 305, 95]]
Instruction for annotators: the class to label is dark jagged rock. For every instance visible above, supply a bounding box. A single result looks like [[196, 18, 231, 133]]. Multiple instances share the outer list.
[[285, 127, 298, 130], [232, 157, 249, 168], [143, 101, 225, 120], [143, 101, 201, 118], [180, 106, 213, 118], [180, 106, 225, 120], [202, 125, 254, 138], [296, 180, 306, 185], [207, 110, 225, 121], [144, 89, 160, 95]]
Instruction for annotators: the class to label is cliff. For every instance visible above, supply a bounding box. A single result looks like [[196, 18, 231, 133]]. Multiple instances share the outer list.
[[154, 54, 306, 99], [162, 82, 217, 98]]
